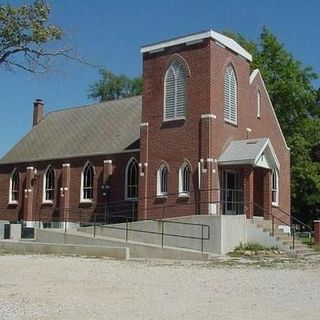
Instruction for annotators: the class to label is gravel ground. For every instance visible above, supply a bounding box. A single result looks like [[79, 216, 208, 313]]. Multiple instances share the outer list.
[[0, 253, 320, 320]]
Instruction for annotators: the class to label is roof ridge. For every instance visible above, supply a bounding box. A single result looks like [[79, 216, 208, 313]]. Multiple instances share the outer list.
[[47, 95, 142, 116]]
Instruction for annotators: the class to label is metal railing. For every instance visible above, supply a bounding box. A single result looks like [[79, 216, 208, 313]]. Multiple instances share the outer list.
[[90, 215, 210, 253], [30, 195, 212, 252], [251, 202, 312, 250], [276, 206, 313, 246], [31, 209, 210, 253]]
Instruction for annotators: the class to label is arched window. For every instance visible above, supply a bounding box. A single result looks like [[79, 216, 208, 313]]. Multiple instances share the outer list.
[[157, 164, 168, 196], [125, 158, 139, 200], [224, 65, 237, 124], [43, 166, 55, 202], [164, 60, 187, 120], [179, 162, 191, 194], [272, 169, 279, 206], [257, 91, 261, 118], [81, 162, 94, 201], [9, 169, 19, 203]]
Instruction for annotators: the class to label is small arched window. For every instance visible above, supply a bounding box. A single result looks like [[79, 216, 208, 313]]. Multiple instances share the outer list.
[[257, 91, 261, 118], [81, 162, 94, 201], [272, 169, 279, 206], [125, 158, 139, 200], [9, 169, 19, 203], [43, 166, 55, 202], [157, 164, 168, 196], [224, 65, 237, 124], [164, 60, 187, 120], [179, 162, 191, 194]]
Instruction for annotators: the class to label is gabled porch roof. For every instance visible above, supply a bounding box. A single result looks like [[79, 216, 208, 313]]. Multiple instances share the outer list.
[[218, 138, 280, 169]]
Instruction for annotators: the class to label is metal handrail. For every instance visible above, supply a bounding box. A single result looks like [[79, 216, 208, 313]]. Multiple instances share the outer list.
[[94, 218, 210, 253], [275, 206, 313, 233], [31, 212, 211, 253]]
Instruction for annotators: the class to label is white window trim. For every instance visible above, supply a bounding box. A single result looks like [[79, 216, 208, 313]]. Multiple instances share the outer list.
[[125, 157, 139, 200], [163, 61, 187, 122], [80, 161, 94, 203], [178, 162, 191, 196], [42, 165, 54, 204], [8, 168, 18, 205], [271, 169, 279, 206], [257, 91, 261, 118], [157, 164, 168, 197]]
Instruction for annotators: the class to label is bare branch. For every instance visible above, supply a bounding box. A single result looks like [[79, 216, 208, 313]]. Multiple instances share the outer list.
[[0, 1, 96, 74]]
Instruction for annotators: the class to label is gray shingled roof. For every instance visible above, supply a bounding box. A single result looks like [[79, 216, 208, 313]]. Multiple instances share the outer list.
[[0, 96, 142, 164], [218, 138, 269, 165]]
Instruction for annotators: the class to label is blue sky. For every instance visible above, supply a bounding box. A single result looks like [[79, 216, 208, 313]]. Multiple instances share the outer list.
[[1, 0, 319, 157]]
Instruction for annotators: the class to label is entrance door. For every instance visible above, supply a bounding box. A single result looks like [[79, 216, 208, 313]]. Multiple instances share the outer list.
[[221, 170, 243, 215]]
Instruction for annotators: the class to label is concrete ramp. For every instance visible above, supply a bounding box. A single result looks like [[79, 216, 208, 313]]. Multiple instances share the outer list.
[[78, 214, 247, 254], [34, 228, 210, 260]]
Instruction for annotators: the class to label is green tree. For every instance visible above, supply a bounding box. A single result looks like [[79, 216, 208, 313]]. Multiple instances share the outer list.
[[88, 69, 142, 101], [0, 0, 80, 73], [225, 27, 320, 223]]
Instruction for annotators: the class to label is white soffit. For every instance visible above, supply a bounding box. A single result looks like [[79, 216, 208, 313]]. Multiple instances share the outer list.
[[141, 30, 252, 62]]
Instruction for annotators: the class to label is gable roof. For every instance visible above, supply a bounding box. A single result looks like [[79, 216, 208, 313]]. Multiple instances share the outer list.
[[0, 96, 142, 164], [141, 30, 252, 61], [218, 138, 280, 169], [250, 69, 289, 151]]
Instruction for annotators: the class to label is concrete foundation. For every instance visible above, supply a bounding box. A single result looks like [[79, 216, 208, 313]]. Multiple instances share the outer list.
[[10, 224, 22, 241], [0, 240, 129, 259]]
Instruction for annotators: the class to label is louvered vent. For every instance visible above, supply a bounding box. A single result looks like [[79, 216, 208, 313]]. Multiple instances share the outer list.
[[224, 65, 237, 124], [164, 61, 187, 120], [165, 67, 175, 119], [257, 91, 261, 118]]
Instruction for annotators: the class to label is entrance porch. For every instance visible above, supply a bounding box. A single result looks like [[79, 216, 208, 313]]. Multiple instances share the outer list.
[[217, 138, 279, 220], [219, 167, 271, 219]]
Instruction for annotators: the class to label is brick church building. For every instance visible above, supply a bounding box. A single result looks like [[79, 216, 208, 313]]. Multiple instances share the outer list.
[[0, 30, 290, 226]]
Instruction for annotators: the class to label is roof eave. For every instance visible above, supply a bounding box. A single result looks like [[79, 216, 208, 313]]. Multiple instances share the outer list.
[[141, 30, 252, 61]]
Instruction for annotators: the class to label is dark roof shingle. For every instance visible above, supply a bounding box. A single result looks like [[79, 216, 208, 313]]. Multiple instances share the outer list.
[[0, 96, 142, 164]]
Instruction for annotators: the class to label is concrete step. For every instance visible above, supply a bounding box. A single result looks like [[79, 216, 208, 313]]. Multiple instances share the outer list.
[[293, 248, 314, 256], [262, 228, 289, 236], [290, 243, 311, 250], [253, 220, 312, 256]]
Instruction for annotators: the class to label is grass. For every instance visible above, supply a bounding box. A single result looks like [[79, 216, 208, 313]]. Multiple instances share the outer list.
[[228, 242, 279, 257], [233, 242, 273, 252]]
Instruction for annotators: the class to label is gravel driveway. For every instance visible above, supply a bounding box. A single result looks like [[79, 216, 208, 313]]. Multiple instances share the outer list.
[[0, 254, 319, 320]]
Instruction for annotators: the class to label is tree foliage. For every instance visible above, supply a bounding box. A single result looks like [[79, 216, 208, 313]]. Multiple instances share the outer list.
[[88, 69, 142, 101], [225, 27, 320, 222], [0, 0, 79, 73]]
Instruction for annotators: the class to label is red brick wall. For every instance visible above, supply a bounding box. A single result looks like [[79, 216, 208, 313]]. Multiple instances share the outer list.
[[0, 151, 139, 222], [139, 40, 212, 220], [139, 38, 290, 222], [249, 73, 291, 224]]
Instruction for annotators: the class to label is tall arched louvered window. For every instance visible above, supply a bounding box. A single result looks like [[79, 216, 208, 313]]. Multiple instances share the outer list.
[[272, 169, 279, 206], [157, 164, 168, 196], [81, 162, 94, 201], [125, 158, 139, 200], [9, 169, 19, 203], [179, 162, 191, 195], [257, 91, 261, 118], [43, 166, 55, 202], [224, 65, 237, 124], [164, 60, 187, 120]]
